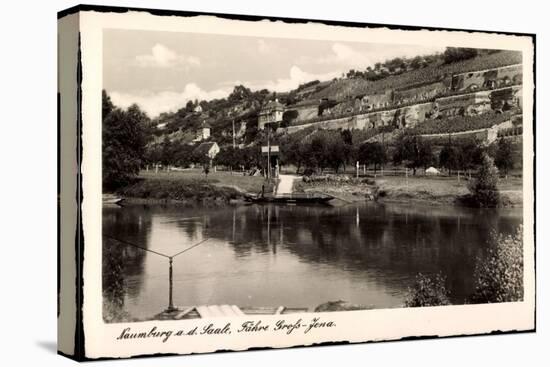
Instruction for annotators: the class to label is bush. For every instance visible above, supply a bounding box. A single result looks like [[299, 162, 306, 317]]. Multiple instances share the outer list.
[[467, 153, 500, 207], [470, 226, 523, 303], [404, 273, 451, 307], [117, 178, 240, 202]]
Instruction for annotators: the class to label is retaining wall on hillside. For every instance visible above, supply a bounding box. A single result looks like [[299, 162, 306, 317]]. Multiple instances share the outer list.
[[283, 85, 522, 135]]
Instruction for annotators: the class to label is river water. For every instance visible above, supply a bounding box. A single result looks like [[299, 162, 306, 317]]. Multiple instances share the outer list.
[[102, 202, 521, 321]]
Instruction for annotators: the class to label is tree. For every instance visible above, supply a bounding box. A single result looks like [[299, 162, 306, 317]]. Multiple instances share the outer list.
[[494, 137, 514, 177], [102, 89, 115, 118], [410, 55, 424, 70], [160, 135, 173, 167], [443, 47, 479, 64], [240, 145, 261, 170], [215, 146, 240, 172], [228, 85, 252, 102], [326, 133, 347, 173], [338, 129, 355, 170], [439, 141, 459, 175], [393, 133, 433, 175], [102, 96, 148, 189], [457, 139, 485, 172], [340, 129, 353, 145], [185, 100, 195, 113], [281, 135, 310, 173], [309, 133, 329, 172], [358, 142, 387, 173], [143, 142, 162, 168], [467, 153, 500, 207], [281, 110, 299, 128], [417, 140, 434, 172]]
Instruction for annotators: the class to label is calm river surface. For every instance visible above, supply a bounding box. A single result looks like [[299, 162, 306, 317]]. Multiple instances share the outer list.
[[102, 202, 521, 320]]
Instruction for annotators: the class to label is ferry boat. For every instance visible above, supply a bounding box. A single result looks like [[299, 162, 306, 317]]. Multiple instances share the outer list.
[[245, 192, 334, 204]]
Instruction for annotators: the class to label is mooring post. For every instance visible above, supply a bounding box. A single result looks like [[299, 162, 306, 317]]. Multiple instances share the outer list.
[[168, 257, 175, 312]]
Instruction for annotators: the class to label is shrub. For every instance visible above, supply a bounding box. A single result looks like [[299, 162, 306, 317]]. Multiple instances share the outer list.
[[467, 153, 500, 207], [470, 226, 523, 303], [117, 178, 240, 202], [102, 239, 131, 323], [405, 273, 451, 307]]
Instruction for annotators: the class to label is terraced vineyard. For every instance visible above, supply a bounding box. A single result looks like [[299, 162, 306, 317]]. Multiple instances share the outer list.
[[311, 50, 522, 100], [409, 112, 512, 135]]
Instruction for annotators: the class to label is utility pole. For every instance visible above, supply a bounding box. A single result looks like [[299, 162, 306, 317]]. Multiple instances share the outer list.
[[382, 128, 385, 176], [267, 123, 271, 180], [232, 119, 236, 149]]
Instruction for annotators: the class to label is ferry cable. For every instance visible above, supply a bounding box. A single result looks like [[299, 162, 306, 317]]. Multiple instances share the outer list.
[[103, 234, 211, 259]]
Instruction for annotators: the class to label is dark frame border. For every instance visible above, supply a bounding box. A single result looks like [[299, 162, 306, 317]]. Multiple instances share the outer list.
[[56, 3, 536, 362]]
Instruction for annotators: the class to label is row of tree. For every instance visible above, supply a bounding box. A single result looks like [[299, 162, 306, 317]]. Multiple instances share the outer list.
[[272, 128, 516, 176], [439, 136, 515, 176]]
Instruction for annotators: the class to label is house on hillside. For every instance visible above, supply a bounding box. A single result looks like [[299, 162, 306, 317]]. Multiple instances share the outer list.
[[193, 142, 220, 165], [258, 99, 284, 130], [193, 120, 211, 142]]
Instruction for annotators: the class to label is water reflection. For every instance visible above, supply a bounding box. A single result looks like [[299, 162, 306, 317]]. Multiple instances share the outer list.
[[102, 202, 521, 321]]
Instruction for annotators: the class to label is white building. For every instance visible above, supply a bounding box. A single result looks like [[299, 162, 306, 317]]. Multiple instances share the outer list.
[[193, 141, 220, 161], [194, 121, 211, 142], [258, 99, 284, 130]]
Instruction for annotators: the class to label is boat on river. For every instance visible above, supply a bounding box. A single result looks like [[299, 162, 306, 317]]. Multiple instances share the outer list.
[[245, 192, 334, 204], [103, 194, 123, 205]]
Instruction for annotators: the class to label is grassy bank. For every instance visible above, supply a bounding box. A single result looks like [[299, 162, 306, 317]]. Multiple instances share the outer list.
[[377, 175, 523, 206], [117, 169, 274, 203], [295, 174, 523, 207]]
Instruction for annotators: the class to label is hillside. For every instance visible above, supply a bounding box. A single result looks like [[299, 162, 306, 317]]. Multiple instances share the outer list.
[[309, 50, 521, 101], [143, 49, 522, 154]]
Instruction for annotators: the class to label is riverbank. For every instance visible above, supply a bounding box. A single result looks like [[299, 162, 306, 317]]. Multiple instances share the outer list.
[[115, 169, 275, 204], [377, 175, 522, 207], [293, 176, 378, 203], [295, 174, 523, 207]]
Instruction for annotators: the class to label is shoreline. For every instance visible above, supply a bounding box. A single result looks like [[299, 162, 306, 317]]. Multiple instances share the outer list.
[[294, 174, 523, 208], [109, 171, 522, 208]]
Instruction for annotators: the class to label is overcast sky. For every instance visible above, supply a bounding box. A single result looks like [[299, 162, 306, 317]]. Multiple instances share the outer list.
[[103, 29, 445, 117]]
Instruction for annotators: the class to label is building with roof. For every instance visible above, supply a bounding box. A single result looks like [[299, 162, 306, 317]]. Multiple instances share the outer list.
[[193, 141, 220, 162], [258, 99, 284, 130], [194, 120, 211, 142]]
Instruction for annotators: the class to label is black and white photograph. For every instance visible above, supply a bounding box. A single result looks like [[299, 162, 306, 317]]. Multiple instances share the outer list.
[[52, 4, 537, 361], [5, 0, 550, 364], [101, 26, 528, 323]]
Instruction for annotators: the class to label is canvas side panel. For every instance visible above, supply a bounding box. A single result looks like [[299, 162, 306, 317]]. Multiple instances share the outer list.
[[57, 12, 80, 358]]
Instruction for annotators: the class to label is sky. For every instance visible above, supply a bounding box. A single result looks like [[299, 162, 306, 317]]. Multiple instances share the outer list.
[[103, 29, 445, 117]]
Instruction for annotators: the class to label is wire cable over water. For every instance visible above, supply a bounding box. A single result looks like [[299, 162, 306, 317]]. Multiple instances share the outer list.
[[103, 234, 211, 259]]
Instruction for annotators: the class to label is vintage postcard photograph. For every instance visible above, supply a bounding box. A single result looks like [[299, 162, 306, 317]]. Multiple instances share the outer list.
[[102, 28, 528, 321], [59, 7, 535, 359]]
